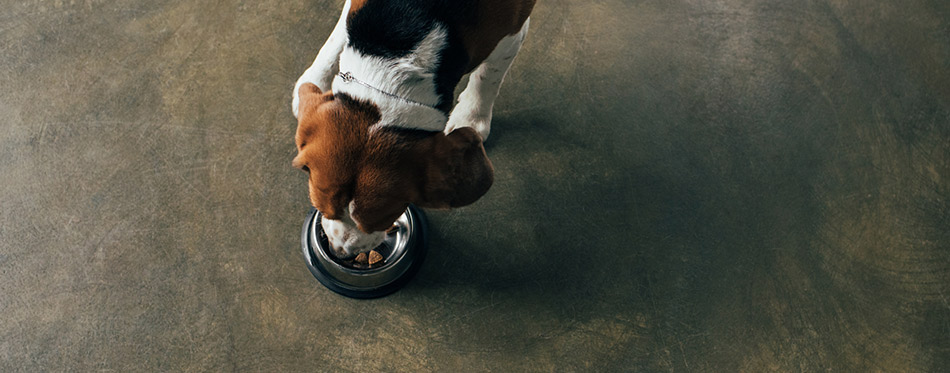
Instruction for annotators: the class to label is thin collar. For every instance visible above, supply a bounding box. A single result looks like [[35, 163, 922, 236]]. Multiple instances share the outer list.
[[333, 71, 448, 132], [338, 72, 442, 111]]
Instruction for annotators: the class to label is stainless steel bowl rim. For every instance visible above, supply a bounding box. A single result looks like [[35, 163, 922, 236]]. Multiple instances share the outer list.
[[308, 208, 420, 290]]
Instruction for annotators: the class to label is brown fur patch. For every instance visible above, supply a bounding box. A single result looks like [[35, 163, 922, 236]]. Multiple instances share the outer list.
[[348, 0, 370, 15], [457, 0, 536, 71]]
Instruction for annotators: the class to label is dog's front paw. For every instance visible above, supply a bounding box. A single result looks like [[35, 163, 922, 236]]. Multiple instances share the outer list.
[[292, 92, 300, 118], [446, 108, 491, 141]]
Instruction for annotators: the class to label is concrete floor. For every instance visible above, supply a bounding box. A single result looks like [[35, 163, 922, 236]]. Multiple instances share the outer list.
[[2, 0, 948, 371]]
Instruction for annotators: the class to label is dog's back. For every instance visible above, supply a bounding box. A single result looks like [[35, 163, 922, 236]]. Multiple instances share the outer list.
[[345, 0, 536, 109]]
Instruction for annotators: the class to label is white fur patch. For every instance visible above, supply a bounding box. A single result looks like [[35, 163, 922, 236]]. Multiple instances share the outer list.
[[333, 26, 449, 132], [321, 205, 386, 258]]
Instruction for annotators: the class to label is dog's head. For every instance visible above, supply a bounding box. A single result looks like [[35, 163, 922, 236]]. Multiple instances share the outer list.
[[293, 83, 493, 258]]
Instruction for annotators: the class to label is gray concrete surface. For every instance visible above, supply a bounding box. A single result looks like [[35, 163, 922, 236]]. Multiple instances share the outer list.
[[2, 0, 949, 371]]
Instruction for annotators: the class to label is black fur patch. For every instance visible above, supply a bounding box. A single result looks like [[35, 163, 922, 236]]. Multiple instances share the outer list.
[[347, 0, 478, 111]]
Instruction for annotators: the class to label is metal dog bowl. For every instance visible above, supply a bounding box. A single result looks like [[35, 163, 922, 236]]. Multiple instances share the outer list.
[[301, 205, 428, 299]]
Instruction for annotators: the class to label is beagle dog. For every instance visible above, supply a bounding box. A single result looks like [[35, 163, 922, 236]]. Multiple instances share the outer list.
[[292, 0, 535, 258]]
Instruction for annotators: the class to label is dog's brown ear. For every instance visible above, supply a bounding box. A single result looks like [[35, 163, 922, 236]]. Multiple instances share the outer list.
[[341, 158, 405, 232], [414, 127, 494, 209], [294, 82, 348, 217], [351, 192, 409, 233], [295, 83, 333, 149]]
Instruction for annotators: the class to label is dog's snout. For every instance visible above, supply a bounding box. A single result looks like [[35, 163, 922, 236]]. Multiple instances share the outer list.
[[321, 213, 386, 259], [328, 243, 352, 259]]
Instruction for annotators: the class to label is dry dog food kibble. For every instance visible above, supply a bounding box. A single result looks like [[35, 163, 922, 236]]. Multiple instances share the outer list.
[[354, 252, 368, 264], [368, 250, 383, 265], [346, 250, 384, 269]]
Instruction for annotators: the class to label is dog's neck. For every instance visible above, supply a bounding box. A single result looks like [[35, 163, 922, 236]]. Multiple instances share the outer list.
[[333, 26, 450, 133]]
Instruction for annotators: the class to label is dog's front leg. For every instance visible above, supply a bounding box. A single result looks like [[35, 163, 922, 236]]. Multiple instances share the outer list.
[[293, 0, 352, 118], [445, 19, 530, 141]]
